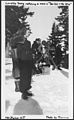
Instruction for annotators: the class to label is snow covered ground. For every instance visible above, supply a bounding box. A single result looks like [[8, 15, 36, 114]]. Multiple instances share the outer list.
[[4, 58, 70, 119]]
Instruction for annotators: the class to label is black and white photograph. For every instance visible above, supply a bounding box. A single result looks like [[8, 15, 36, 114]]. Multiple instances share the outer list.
[[1, 1, 73, 119]]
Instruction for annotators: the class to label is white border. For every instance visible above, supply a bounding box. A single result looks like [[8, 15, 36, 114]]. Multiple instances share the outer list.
[[1, 1, 5, 119], [69, 2, 73, 119], [1, 1, 73, 119]]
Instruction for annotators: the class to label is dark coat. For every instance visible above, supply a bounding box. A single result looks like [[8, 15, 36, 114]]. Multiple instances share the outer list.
[[17, 39, 32, 60], [16, 39, 33, 92], [10, 37, 21, 79], [32, 41, 42, 62], [55, 46, 62, 65], [11, 48, 20, 79]]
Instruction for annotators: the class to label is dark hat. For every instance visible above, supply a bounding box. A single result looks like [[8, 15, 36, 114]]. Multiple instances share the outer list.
[[36, 38, 41, 42]]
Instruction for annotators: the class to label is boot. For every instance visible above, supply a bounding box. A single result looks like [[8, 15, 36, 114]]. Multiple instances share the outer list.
[[26, 91, 33, 96], [52, 65, 55, 70], [15, 81, 20, 92], [22, 92, 28, 100]]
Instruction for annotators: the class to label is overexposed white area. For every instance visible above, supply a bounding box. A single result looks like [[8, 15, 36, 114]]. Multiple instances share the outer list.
[[27, 6, 61, 43]]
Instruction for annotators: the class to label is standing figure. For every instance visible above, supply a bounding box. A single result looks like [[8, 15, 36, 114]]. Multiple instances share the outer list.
[[32, 38, 43, 74], [10, 37, 20, 92], [17, 35, 33, 99], [42, 40, 51, 67], [42, 41, 56, 70], [55, 45, 62, 70], [32, 38, 42, 61]]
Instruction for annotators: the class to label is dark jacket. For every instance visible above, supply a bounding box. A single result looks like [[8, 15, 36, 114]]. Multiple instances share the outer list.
[[17, 39, 33, 60]]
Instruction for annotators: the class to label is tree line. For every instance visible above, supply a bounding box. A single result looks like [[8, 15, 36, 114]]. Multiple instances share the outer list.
[[5, 5, 69, 69]]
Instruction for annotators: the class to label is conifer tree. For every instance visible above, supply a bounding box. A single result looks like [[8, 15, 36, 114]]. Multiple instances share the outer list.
[[5, 5, 34, 47], [47, 6, 69, 68], [55, 6, 69, 53]]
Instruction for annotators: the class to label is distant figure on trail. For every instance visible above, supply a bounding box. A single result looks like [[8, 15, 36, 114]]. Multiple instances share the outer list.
[[55, 44, 62, 70], [32, 38, 42, 61], [32, 38, 43, 74], [42, 41, 56, 70]]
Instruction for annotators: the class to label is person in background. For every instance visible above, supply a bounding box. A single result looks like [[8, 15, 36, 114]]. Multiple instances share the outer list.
[[10, 36, 20, 92], [55, 44, 62, 70], [42, 40, 56, 70], [41, 40, 51, 67], [32, 38, 43, 74], [48, 45, 56, 70]]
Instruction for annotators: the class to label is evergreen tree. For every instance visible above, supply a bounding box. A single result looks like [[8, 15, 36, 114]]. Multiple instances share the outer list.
[[48, 6, 69, 53], [48, 22, 60, 48], [55, 6, 69, 69], [5, 5, 34, 47], [47, 6, 69, 68], [55, 6, 69, 53]]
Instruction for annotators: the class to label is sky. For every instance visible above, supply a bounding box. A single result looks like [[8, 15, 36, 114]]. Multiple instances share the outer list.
[[26, 5, 61, 44]]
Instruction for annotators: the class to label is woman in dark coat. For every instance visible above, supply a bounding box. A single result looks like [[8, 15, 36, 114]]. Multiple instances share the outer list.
[[10, 37, 20, 92], [17, 35, 33, 99]]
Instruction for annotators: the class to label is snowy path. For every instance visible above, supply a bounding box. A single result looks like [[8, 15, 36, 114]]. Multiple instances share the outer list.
[[5, 58, 69, 118]]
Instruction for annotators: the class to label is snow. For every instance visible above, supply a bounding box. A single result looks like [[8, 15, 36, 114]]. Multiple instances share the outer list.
[[4, 58, 69, 118], [31, 68, 69, 116]]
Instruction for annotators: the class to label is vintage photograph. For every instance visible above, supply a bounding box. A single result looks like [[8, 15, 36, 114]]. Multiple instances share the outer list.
[[1, 1, 73, 119]]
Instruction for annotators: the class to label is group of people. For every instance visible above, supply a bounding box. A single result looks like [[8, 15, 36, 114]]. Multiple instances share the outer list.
[[32, 38, 62, 71], [10, 32, 62, 99]]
